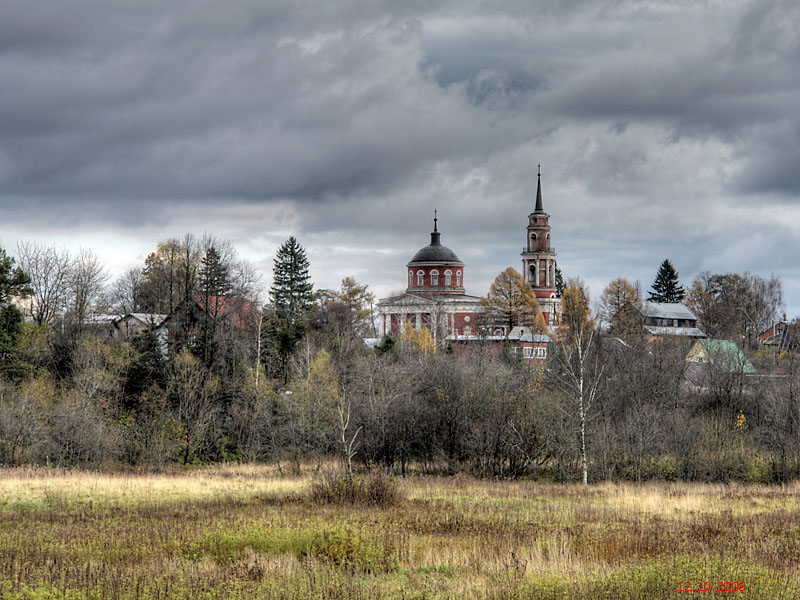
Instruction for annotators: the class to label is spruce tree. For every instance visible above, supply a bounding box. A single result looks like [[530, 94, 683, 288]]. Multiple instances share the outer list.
[[648, 259, 685, 303], [199, 246, 232, 299], [555, 266, 565, 297], [268, 237, 314, 381], [270, 237, 314, 326]]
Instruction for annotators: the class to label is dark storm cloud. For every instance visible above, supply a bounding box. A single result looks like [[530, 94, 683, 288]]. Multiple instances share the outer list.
[[2, 0, 800, 312]]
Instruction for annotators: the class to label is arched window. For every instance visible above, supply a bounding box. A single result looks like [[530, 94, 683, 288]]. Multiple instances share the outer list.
[[444, 270, 452, 286], [409, 271, 413, 287], [417, 270, 424, 286], [431, 270, 439, 286], [456, 271, 462, 287]]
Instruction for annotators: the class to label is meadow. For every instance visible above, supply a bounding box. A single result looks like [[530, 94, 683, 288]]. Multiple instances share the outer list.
[[1, 465, 799, 599]]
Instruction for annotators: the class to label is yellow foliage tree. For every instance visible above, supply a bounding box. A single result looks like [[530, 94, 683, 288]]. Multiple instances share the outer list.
[[402, 324, 436, 354], [480, 267, 543, 331]]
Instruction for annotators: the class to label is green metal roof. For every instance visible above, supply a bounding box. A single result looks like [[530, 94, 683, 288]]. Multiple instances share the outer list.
[[699, 340, 756, 373]]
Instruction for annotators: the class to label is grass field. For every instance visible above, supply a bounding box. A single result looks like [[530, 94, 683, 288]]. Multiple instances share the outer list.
[[1, 465, 799, 599]]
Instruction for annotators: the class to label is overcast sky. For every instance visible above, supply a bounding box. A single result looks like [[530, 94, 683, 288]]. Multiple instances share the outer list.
[[2, 0, 800, 316]]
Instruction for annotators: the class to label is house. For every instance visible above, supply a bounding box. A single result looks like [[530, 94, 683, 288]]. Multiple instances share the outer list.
[[447, 326, 551, 365], [685, 339, 756, 373], [758, 321, 793, 350], [109, 313, 169, 353], [110, 313, 168, 340], [641, 302, 705, 338]]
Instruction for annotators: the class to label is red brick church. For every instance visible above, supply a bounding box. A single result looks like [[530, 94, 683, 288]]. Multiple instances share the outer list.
[[377, 167, 561, 341]]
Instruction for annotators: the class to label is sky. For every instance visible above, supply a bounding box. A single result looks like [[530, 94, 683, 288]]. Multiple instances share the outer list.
[[2, 0, 800, 316]]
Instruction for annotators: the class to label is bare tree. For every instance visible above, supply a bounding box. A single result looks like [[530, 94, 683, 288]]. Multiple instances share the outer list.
[[108, 267, 146, 316], [15, 241, 72, 326], [69, 247, 109, 331]]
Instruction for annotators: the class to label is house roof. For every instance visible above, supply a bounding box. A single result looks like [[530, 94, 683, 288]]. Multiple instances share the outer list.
[[377, 292, 482, 307], [642, 302, 698, 321], [644, 325, 706, 337], [695, 339, 756, 374], [113, 313, 168, 327], [508, 326, 550, 343]]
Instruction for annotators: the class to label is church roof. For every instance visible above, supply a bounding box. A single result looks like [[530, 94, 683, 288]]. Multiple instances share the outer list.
[[534, 165, 545, 213], [408, 213, 463, 265], [409, 244, 462, 264]]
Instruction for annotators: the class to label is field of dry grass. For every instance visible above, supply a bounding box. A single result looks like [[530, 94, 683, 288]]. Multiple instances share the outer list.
[[1, 465, 799, 599]]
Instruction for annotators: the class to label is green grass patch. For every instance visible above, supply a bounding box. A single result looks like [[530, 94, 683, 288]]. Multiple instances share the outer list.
[[183, 523, 398, 573]]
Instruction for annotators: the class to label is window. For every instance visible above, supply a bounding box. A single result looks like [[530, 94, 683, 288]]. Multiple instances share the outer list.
[[431, 270, 439, 285], [456, 271, 461, 287], [523, 347, 533, 358], [409, 271, 413, 287], [464, 325, 471, 335], [417, 270, 424, 286], [444, 270, 452, 286], [535, 347, 547, 359]]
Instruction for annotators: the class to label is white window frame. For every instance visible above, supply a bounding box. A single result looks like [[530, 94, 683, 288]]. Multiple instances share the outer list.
[[417, 270, 424, 286], [431, 270, 439, 286], [409, 271, 413, 287], [456, 271, 462, 287], [523, 347, 533, 358], [444, 270, 452, 286], [535, 347, 547, 359]]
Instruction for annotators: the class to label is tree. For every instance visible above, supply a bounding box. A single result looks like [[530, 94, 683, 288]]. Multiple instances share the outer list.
[[480, 267, 542, 332], [0, 247, 32, 307], [268, 237, 314, 380], [196, 245, 234, 367], [686, 271, 782, 346], [333, 277, 376, 338], [0, 247, 32, 379], [68, 247, 109, 332], [648, 259, 685, 303], [15, 242, 72, 326], [555, 266, 565, 297], [599, 277, 642, 334], [271, 237, 314, 325], [554, 285, 605, 485]]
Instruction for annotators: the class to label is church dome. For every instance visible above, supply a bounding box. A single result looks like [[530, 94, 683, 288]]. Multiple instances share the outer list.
[[409, 242, 462, 264], [405, 214, 466, 295], [407, 215, 463, 265]]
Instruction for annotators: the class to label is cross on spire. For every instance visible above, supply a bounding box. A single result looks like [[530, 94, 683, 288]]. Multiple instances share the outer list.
[[434, 209, 438, 232]]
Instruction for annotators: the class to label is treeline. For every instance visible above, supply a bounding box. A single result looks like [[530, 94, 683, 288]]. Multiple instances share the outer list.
[[0, 239, 799, 483]]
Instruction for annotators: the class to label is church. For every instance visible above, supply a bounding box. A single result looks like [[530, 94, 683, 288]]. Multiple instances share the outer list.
[[377, 168, 561, 342]]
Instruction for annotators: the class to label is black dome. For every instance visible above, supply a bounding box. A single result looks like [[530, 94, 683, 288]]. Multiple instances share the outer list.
[[409, 242, 462, 264]]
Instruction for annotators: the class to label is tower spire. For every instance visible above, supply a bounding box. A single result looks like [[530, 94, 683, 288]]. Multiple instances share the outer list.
[[534, 163, 544, 213], [431, 209, 441, 245]]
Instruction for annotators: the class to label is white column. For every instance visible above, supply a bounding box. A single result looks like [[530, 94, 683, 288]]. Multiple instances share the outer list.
[[415, 312, 422, 330]]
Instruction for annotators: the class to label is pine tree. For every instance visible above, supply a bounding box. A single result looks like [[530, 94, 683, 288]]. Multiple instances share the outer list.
[[268, 237, 314, 381], [555, 266, 565, 297], [199, 246, 232, 299], [648, 259, 685, 303], [270, 237, 314, 326]]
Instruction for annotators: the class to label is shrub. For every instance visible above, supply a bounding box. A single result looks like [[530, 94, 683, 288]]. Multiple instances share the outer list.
[[308, 469, 403, 507]]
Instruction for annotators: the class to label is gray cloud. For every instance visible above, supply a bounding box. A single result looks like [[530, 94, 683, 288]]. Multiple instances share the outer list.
[[1, 0, 800, 315]]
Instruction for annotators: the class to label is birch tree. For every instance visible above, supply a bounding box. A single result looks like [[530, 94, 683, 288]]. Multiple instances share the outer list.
[[554, 285, 605, 485]]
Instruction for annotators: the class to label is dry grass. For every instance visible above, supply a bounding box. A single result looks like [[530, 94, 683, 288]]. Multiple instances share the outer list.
[[1, 466, 799, 599]]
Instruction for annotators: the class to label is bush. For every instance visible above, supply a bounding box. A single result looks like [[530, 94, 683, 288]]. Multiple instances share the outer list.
[[309, 469, 403, 507]]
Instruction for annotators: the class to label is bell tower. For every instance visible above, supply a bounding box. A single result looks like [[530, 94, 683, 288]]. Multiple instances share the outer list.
[[521, 165, 561, 325]]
